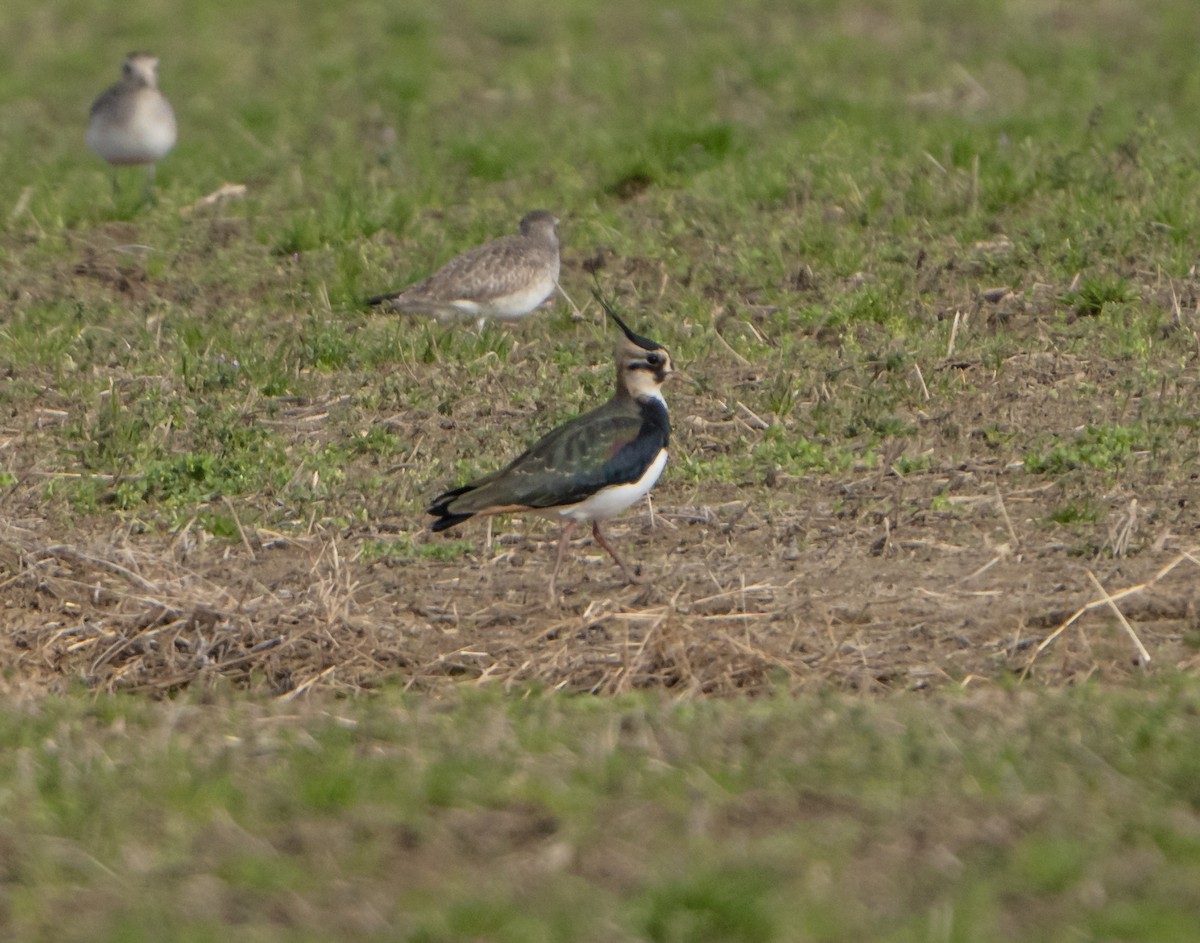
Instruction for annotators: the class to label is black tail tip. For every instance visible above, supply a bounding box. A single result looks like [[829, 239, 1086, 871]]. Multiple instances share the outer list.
[[428, 510, 473, 532]]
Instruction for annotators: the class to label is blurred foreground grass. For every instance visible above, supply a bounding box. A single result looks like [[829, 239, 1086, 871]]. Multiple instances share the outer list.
[[4, 681, 1200, 941]]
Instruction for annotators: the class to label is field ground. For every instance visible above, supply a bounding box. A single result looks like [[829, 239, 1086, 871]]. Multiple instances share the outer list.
[[5, 429, 1200, 697], [3, 0, 1200, 939]]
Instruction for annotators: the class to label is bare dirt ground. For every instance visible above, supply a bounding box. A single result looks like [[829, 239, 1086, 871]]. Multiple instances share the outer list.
[[4, 328, 1199, 698]]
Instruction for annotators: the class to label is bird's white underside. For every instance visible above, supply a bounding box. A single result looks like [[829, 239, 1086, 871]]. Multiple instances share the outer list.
[[88, 93, 176, 165], [551, 449, 668, 523], [448, 272, 557, 320]]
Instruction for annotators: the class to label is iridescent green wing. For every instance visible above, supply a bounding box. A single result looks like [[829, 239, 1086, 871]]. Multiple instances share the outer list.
[[450, 402, 647, 512]]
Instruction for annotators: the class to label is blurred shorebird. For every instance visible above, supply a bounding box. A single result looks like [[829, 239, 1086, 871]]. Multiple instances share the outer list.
[[88, 51, 177, 200], [367, 210, 561, 326], [427, 296, 673, 601]]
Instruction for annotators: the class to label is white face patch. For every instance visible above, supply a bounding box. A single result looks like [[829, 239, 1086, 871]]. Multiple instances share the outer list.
[[553, 449, 668, 523], [617, 347, 672, 400]]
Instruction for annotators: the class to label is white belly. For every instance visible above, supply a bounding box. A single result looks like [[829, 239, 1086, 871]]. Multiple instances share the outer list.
[[451, 272, 557, 321], [554, 449, 667, 522], [88, 93, 177, 166]]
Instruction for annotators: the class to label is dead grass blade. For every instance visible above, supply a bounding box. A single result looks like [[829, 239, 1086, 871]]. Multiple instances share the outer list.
[[1085, 569, 1151, 665], [1022, 553, 1189, 677]]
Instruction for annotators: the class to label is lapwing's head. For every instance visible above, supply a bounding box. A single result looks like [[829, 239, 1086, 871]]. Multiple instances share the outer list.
[[122, 52, 161, 88], [598, 295, 673, 400], [519, 210, 560, 246]]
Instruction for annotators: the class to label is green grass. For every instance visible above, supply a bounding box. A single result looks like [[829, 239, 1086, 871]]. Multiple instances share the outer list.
[[3, 682, 1200, 941], [3, 0, 1200, 539], [1024, 425, 1148, 475], [359, 535, 475, 564], [1060, 275, 1141, 317]]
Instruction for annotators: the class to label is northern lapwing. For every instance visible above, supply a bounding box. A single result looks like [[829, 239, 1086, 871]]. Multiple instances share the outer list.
[[88, 52, 177, 200], [428, 297, 673, 600], [367, 210, 561, 326]]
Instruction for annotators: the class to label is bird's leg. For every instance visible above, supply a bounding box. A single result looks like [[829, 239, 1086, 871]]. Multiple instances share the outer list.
[[142, 164, 157, 205], [548, 519, 577, 603], [592, 521, 642, 585]]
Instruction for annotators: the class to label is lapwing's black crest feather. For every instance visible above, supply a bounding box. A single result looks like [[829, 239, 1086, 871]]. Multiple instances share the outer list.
[[591, 288, 662, 352]]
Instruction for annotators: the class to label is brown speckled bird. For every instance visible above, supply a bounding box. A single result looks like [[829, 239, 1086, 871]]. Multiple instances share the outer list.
[[368, 211, 560, 325]]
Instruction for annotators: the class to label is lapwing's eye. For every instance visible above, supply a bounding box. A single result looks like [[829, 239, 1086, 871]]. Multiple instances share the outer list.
[[646, 352, 662, 367]]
